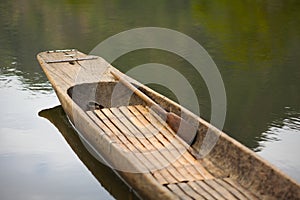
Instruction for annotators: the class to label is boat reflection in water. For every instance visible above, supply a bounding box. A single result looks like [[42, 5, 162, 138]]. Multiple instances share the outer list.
[[39, 106, 140, 200]]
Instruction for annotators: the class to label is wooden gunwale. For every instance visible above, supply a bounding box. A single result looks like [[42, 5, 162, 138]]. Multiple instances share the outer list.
[[37, 50, 300, 200]]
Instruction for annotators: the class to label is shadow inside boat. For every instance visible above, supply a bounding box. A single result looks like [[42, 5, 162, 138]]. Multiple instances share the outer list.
[[39, 105, 140, 200]]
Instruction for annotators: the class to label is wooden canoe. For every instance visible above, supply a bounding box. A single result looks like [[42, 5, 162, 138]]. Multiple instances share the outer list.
[[37, 49, 300, 200]]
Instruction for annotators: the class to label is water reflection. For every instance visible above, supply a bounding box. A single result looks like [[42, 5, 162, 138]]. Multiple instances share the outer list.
[[39, 106, 140, 200], [256, 112, 300, 182], [256, 107, 300, 150], [0, 0, 299, 193]]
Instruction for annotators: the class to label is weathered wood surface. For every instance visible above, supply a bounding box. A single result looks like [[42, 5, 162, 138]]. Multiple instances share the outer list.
[[88, 105, 260, 199], [37, 50, 300, 200]]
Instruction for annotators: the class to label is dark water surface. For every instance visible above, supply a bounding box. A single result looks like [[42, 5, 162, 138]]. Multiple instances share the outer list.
[[0, 0, 299, 199]]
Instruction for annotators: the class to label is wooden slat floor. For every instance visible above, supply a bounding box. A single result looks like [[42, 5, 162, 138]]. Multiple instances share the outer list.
[[87, 105, 258, 199]]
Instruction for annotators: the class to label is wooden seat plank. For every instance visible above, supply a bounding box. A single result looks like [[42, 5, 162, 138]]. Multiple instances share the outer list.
[[119, 106, 189, 181], [181, 164, 205, 180], [158, 168, 178, 184], [88, 110, 162, 174], [135, 105, 215, 180], [152, 170, 169, 185], [215, 179, 248, 200], [100, 108, 148, 151], [224, 178, 258, 200], [110, 107, 158, 151], [119, 106, 152, 136], [196, 180, 225, 200], [177, 182, 205, 200], [182, 151, 214, 180], [204, 179, 238, 200], [86, 110, 129, 151], [94, 110, 135, 151], [101, 108, 181, 182], [134, 105, 209, 180], [110, 107, 145, 138], [167, 184, 193, 200], [125, 106, 195, 182], [119, 106, 165, 150], [187, 181, 215, 200], [94, 109, 159, 171]]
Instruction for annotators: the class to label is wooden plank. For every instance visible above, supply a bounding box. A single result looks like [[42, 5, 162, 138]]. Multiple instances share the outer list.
[[118, 106, 151, 136], [120, 106, 188, 181], [159, 168, 179, 184], [46, 56, 98, 63], [120, 106, 180, 163], [158, 147, 199, 182], [93, 110, 134, 151], [164, 165, 189, 183], [204, 179, 238, 200], [181, 164, 205, 181], [87, 110, 160, 174], [151, 151, 175, 171], [150, 114, 214, 180], [135, 105, 192, 155], [170, 161, 197, 182], [126, 106, 184, 162], [94, 109, 159, 171], [167, 184, 193, 200], [130, 107, 190, 156], [46, 52, 80, 79], [125, 106, 193, 183], [140, 106, 203, 169], [182, 152, 215, 180], [224, 178, 258, 200], [121, 111, 164, 150], [98, 108, 178, 182], [109, 107, 158, 151], [100, 108, 147, 151], [198, 158, 226, 178], [126, 106, 179, 152], [109, 108, 183, 183], [188, 181, 215, 200], [110, 107, 145, 138], [135, 105, 215, 180], [86, 111, 128, 151], [152, 170, 169, 185], [177, 182, 205, 200], [134, 105, 205, 180], [215, 179, 248, 200], [153, 146, 199, 182], [196, 180, 225, 200]]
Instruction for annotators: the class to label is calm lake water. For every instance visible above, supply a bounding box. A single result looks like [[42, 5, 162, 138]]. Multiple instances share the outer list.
[[0, 0, 299, 199]]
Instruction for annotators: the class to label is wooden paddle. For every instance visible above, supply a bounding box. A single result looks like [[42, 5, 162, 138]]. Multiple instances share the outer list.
[[110, 71, 198, 145]]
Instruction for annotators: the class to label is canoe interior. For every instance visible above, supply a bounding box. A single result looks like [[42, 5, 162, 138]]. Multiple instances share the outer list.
[[67, 82, 258, 199], [67, 81, 298, 199], [87, 104, 259, 199], [37, 50, 300, 200]]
